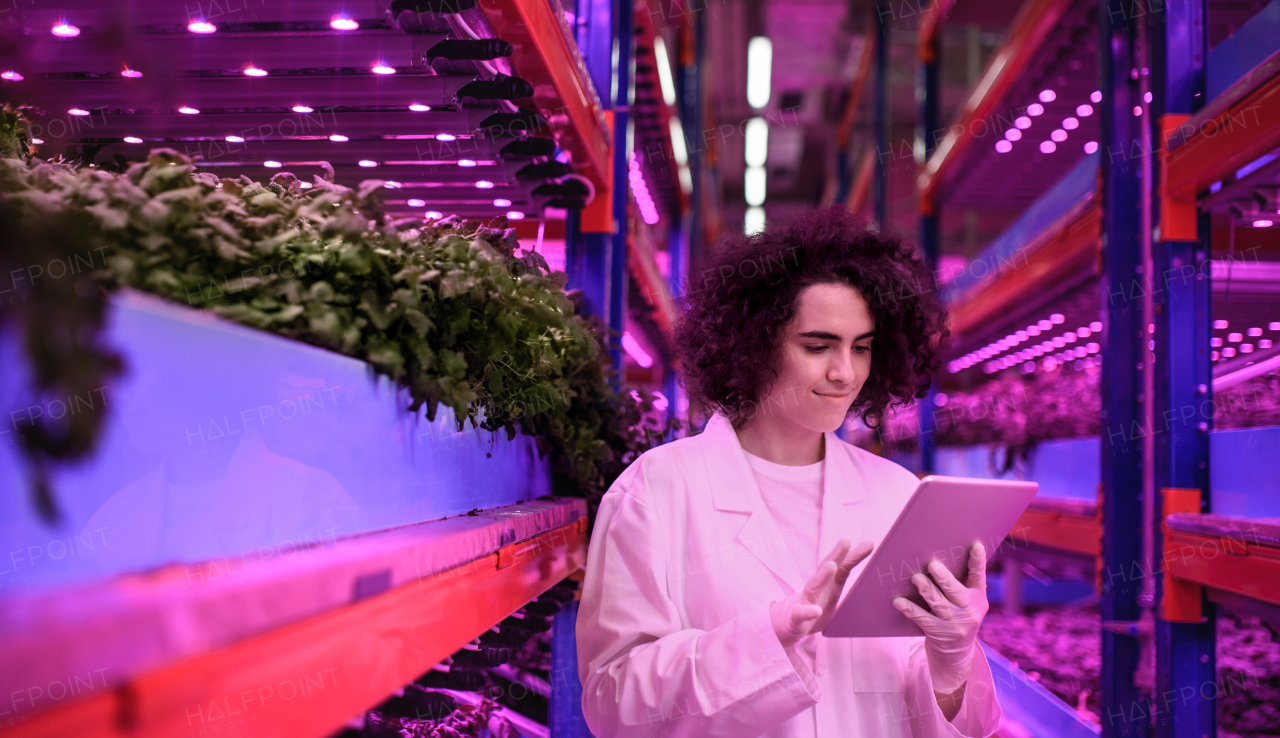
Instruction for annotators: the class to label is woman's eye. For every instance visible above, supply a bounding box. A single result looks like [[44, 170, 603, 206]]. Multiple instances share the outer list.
[[806, 345, 828, 354], [854, 345, 871, 354]]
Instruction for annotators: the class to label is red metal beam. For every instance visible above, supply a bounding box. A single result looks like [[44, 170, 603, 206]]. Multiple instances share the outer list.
[[917, 0, 956, 63], [948, 202, 1101, 344], [7, 520, 587, 738], [1009, 501, 1101, 558], [1163, 512, 1280, 615], [478, 0, 612, 195], [836, 34, 877, 151], [1163, 56, 1280, 203], [845, 146, 877, 217], [917, 0, 1077, 210]]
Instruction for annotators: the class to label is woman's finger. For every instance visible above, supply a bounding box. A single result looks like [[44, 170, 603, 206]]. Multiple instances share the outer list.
[[967, 542, 988, 593], [803, 560, 837, 604], [893, 597, 939, 628], [821, 538, 853, 566], [833, 542, 873, 585], [926, 560, 970, 608], [913, 572, 954, 619], [792, 603, 822, 624]]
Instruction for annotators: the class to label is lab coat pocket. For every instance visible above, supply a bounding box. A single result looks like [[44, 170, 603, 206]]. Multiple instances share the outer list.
[[848, 637, 910, 692]]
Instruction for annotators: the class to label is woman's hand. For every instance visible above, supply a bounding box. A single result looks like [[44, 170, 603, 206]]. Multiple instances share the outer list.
[[769, 538, 874, 648], [893, 541, 990, 694]]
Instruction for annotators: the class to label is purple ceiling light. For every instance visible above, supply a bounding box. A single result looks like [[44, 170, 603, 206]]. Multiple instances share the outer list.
[[1076, 104, 1093, 117], [358, 160, 378, 168], [123, 136, 143, 144], [995, 140, 1013, 153], [330, 16, 359, 30], [121, 68, 143, 78], [506, 211, 525, 220], [408, 199, 426, 207], [1062, 117, 1079, 130], [425, 210, 443, 219], [52, 22, 81, 37], [457, 159, 477, 167], [1015, 116, 1032, 129], [1027, 103, 1044, 116], [264, 160, 282, 168], [178, 106, 200, 115], [1091, 90, 1102, 103], [409, 104, 430, 112], [1084, 141, 1098, 154], [1051, 129, 1067, 142], [474, 180, 495, 189], [371, 64, 396, 75], [187, 20, 217, 34], [436, 133, 457, 142], [328, 134, 348, 142], [292, 105, 314, 113], [68, 108, 90, 116], [225, 135, 245, 142], [1039, 89, 1056, 102], [493, 198, 512, 207], [243, 66, 268, 77], [1, 71, 22, 81], [1004, 129, 1022, 141], [1040, 141, 1056, 153]]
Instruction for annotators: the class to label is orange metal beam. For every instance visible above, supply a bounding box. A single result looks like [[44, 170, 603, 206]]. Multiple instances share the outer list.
[[836, 35, 877, 151], [1163, 64, 1280, 202], [628, 226, 678, 340], [1161, 488, 1205, 622], [917, 0, 955, 63], [845, 146, 877, 216], [918, 0, 1077, 209], [478, 0, 612, 195], [948, 203, 1102, 343], [1009, 504, 1101, 558], [8, 520, 587, 738], [1163, 522, 1280, 612]]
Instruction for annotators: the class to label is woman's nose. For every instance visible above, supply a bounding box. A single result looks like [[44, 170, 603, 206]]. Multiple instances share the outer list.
[[828, 348, 856, 384]]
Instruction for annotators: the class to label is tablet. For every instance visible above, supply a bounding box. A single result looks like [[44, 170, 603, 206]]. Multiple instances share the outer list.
[[822, 475, 1039, 638]]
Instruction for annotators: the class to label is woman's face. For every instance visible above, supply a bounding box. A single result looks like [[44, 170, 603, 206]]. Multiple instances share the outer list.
[[760, 282, 875, 434]]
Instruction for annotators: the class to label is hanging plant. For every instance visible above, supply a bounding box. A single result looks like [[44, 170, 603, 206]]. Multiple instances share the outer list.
[[0, 146, 673, 523]]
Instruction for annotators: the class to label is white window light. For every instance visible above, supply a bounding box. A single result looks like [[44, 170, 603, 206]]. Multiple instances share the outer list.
[[745, 166, 766, 206], [653, 36, 678, 107], [668, 118, 689, 166], [747, 36, 772, 109], [744, 117, 768, 168], [745, 206, 766, 235]]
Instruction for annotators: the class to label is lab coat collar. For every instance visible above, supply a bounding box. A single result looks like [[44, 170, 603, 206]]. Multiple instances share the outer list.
[[700, 412, 868, 596]]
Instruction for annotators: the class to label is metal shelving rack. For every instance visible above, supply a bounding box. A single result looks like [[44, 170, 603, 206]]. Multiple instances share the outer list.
[[0, 0, 673, 734], [917, 1, 1280, 736]]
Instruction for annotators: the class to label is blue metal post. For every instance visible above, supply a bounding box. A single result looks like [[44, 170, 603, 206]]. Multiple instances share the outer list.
[[550, 600, 592, 737], [608, 0, 633, 370], [873, 3, 889, 227], [1151, 2, 1216, 736], [918, 3, 940, 475], [1099, 1, 1149, 735]]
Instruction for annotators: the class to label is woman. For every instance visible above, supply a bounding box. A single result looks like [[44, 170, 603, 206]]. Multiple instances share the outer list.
[[576, 208, 1002, 738]]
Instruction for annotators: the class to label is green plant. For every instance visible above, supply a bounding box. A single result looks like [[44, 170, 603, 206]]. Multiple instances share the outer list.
[[1, 147, 673, 522]]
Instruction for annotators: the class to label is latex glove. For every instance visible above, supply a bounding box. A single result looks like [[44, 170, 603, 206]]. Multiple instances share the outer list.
[[892, 541, 989, 694], [770, 538, 874, 649]]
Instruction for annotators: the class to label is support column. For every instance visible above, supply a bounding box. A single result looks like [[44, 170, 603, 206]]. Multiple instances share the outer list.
[[1151, 1, 1216, 737], [608, 0, 633, 371], [1099, 1, 1149, 735], [874, 2, 889, 227], [918, 1, 941, 474]]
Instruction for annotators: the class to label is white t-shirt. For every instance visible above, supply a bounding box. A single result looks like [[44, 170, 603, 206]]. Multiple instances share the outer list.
[[744, 450, 824, 577]]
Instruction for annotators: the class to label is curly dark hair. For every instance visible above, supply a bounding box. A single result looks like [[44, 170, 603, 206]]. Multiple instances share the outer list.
[[675, 207, 950, 429]]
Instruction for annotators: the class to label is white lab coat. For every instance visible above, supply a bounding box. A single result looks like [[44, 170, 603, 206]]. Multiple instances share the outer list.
[[577, 413, 1002, 738]]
